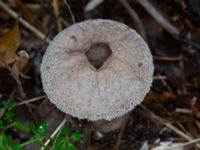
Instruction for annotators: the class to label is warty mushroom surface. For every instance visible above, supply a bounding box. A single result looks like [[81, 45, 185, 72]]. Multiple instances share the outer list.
[[41, 19, 154, 121]]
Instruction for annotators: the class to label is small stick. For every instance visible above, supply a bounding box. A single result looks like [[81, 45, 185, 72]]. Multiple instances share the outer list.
[[0, 89, 16, 119], [18, 95, 46, 106], [166, 123, 193, 141], [118, 0, 146, 40], [53, 0, 62, 31], [153, 55, 182, 61], [136, 0, 180, 35], [141, 105, 200, 148], [182, 138, 200, 147], [41, 117, 68, 150], [153, 75, 167, 80], [173, 35, 200, 50], [0, 1, 51, 43], [177, 123, 193, 139], [164, 138, 200, 149], [115, 113, 131, 150], [154, 74, 173, 92], [60, 17, 70, 27], [64, 0, 75, 24], [175, 108, 192, 114], [179, 53, 187, 94], [0, 61, 25, 97], [195, 121, 200, 129]]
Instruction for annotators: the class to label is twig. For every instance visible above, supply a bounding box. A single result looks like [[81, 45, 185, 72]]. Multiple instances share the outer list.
[[164, 138, 200, 149], [141, 105, 191, 140], [153, 55, 182, 61], [173, 35, 200, 50], [177, 123, 193, 139], [64, 0, 75, 24], [178, 53, 187, 94], [0, 89, 16, 119], [140, 105, 200, 148], [153, 75, 167, 80], [136, 0, 180, 35], [85, 0, 104, 12], [0, 1, 51, 43], [165, 123, 193, 141], [53, 0, 62, 31], [41, 116, 68, 150], [175, 108, 192, 114], [182, 138, 200, 147], [60, 17, 70, 27], [18, 95, 46, 106], [115, 113, 131, 150], [0, 61, 25, 97], [9, 69, 25, 97], [154, 73, 173, 92], [118, 0, 146, 40], [195, 121, 200, 130]]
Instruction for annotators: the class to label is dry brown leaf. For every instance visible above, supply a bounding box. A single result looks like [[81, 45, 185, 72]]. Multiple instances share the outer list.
[[0, 22, 28, 96], [190, 97, 200, 118], [0, 22, 20, 64], [159, 91, 176, 103], [12, 50, 30, 79]]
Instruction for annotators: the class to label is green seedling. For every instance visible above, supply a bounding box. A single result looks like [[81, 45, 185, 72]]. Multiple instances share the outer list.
[[0, 95, 82, 150]]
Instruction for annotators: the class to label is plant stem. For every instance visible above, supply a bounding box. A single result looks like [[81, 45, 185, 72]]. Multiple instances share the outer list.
[[20, 137, 41, 148]]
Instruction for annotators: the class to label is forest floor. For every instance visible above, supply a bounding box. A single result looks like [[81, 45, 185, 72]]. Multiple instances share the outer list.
[[0, 0, 200, 150]]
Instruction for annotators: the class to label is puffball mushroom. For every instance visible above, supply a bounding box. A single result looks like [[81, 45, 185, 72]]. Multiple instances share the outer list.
[[41, 19, 154, 121]]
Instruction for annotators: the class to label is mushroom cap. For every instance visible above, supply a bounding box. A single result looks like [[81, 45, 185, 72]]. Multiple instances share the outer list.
[[41, 19, 154, 121]]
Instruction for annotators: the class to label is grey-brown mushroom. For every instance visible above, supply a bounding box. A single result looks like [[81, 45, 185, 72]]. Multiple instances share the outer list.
[[41, 19, 154, 121]]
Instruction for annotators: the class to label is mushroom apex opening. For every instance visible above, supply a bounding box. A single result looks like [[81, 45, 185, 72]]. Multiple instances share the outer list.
[[85, 42, 112, 70]]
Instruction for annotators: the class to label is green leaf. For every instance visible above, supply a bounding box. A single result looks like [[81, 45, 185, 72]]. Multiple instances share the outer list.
[[1, 100, 18, 110], [0, 94, 2, 99], [37, 122, 48, 136], [54, 143, 59, 150], [63, 137, 70, 144], [0, 120, 4, 129], [61, 128, 69, 136], [3, 135, 11, 148], [7, 100, 18, 111], [0, 135, 12, 150], [12, 121, 30, 133], [29, 122, 37, 134], [4, 111, 15, 121], [55, 136, 63, 145], [1, 101, 6, 106], [70, 133, 81, 141], [54, 143, 66, 150], [6, 135, 12, 146], [60, 143, 66, 150], [12, 144, 21, 150], [0, 135, 4, 149], [68, 143, 76, 150]]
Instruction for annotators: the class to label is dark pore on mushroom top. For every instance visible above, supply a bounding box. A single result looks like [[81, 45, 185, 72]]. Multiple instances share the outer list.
[[85, 42, 112, 70]]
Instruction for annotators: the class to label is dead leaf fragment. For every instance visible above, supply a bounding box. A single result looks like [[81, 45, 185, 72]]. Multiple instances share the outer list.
[[12, 50, 30, 79], [0, 22, 20, 64], [160, 91, 176, 102], [0, 22, 28, 96]]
